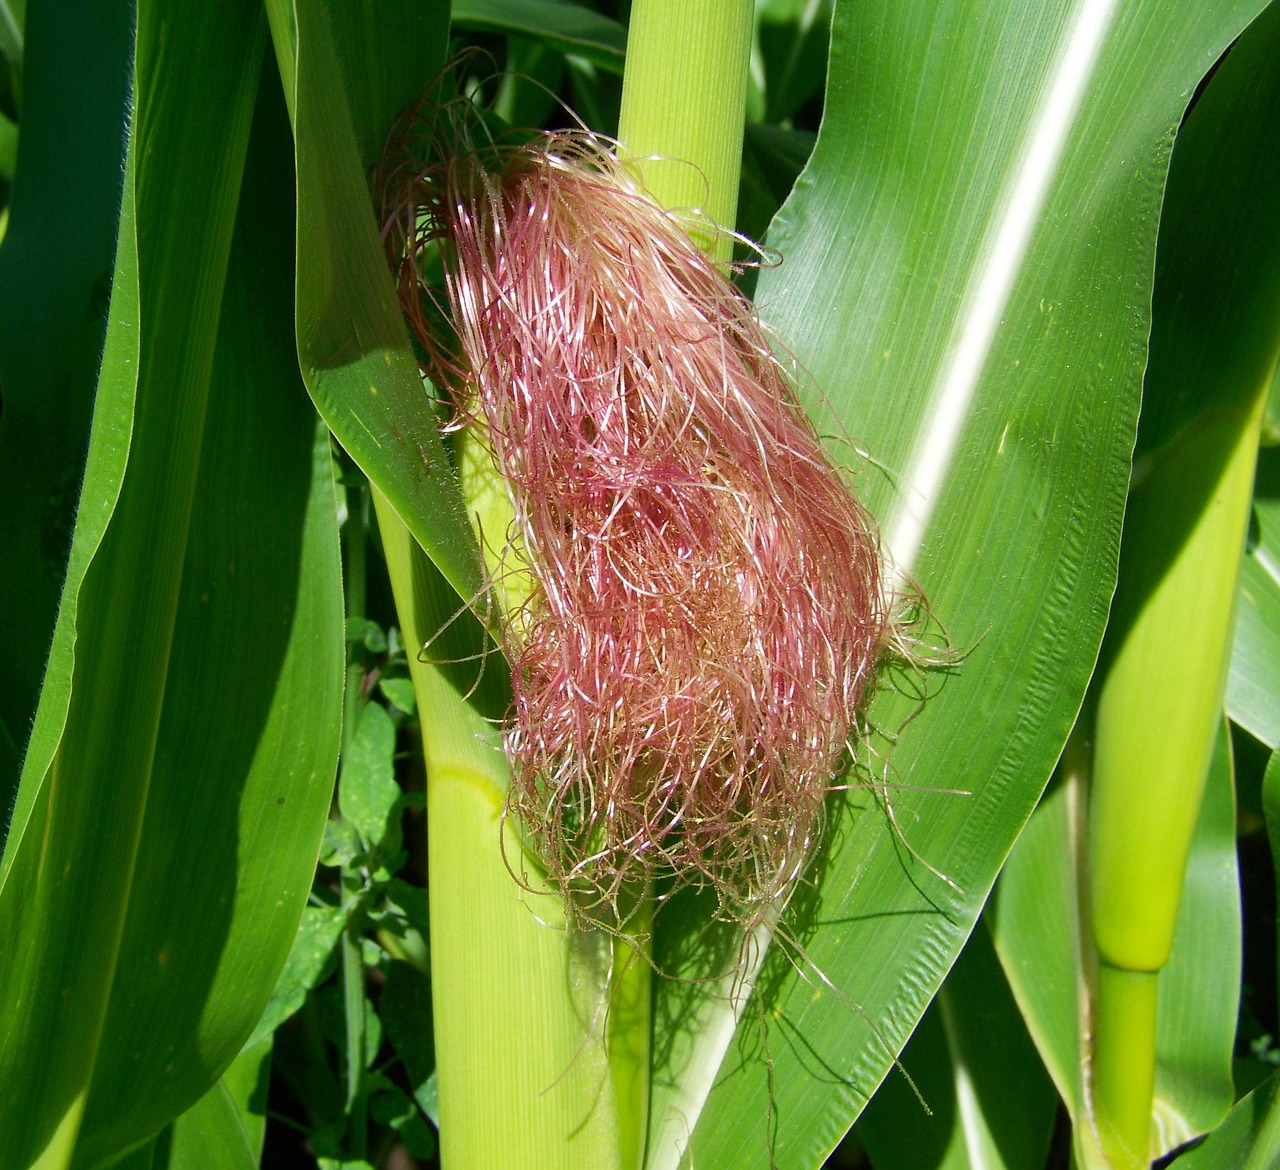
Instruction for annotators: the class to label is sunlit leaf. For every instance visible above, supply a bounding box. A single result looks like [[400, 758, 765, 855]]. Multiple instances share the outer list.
[[647, 3, 1269, 1167]]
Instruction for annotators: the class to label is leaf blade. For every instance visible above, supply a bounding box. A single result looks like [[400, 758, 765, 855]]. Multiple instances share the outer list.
[[647, 2, 1270, 1166]]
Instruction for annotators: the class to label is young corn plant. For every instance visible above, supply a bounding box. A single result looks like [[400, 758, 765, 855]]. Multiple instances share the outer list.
[[2, 2, 1280, 1170]]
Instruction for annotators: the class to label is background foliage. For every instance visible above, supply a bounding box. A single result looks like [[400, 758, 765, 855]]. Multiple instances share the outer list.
[[1, 1, 1278, 1169]]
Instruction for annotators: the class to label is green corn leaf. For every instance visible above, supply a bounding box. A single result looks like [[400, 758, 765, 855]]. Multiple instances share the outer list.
[[72, 73, 343, 1170], [1264, 749, 1280, 1012], [249, 903, 347, 1052], [148, 1036, 272, 1170], [0, 14, 344, 1166], [857, 921, 1058, 1170], [452, 0, 627, 74], [0, 3, 265, 1163], [263, 0, 480, 610], [1166, 1074, 1280, 1170], [754, 0, 831, 125], [645, 3, 1269, 1167]]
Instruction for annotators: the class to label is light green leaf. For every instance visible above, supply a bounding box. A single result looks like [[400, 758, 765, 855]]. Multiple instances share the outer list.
[[265, 0, 481, 611], [248, 903, 347, 1052], [647, 2, 1268, 1167], [379, 676, 417, 715], [339, 700, 401, 850]]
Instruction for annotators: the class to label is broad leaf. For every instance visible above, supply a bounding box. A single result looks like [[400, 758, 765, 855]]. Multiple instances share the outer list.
[[857, 922, 1058, 1170], [0, 4, 264, 1164], [151, 1037, 272, 1170], [72, 69, 342, 1170], [646, 3, 1269, 1167], [0, 14, 343, 1167], [452, 0, 626, 73]]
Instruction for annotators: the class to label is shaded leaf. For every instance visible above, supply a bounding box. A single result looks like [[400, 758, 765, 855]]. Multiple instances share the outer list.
[[0, 4, 272, 1164], [381, 959, 436, 1117], [1229, 447, 1280, 749], [858, 923, 1057, 1170], [452, 0, 627, 74], [991, 721, 1240, 1161], [0, 0, 132, 812]]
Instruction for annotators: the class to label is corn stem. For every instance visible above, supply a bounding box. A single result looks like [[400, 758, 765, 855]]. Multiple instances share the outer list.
[[617, 0, 754, 263], [1088, 383, 1269, 1166], [375, 493, 627, 1170], [340, 483, 369, 1157]]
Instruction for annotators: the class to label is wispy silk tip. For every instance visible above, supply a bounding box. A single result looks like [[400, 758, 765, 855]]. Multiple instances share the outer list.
[[381, 111, 893, 929]]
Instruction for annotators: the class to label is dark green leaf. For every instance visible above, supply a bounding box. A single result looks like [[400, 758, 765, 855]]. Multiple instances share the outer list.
[[756, 0, 831, 124], [859, 920, 1058, 1170], [382, 877, 430, 938], [1229, 447, 1280, 749], [0, 4, 281, 1164], [380, 960, 436, 1118], [1263, 748, 1280, 1010], [153, 1037, 272, 1170], [0, 0, 131, 810], [1133, 1, 1280, 462], [71, 70, 343, 1165], [370, 1086, 437, 1159]]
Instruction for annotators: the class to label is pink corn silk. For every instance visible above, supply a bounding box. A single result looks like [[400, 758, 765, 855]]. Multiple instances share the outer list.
[[390, 130, 887, 921]]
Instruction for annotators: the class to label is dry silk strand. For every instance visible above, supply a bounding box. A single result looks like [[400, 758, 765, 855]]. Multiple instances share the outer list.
[[381, 113, 893, 929]]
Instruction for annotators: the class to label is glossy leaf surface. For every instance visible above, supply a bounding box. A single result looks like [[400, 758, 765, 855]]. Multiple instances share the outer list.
[[265, 0, 478, 609], [644, 3, 1269, 1167]]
